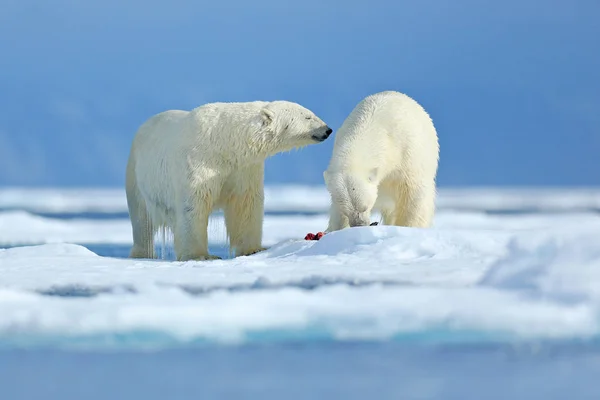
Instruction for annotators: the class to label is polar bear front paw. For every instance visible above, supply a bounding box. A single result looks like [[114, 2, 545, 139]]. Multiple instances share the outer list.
[[238, 247, 268, 257], [178, 254, 222, 262]]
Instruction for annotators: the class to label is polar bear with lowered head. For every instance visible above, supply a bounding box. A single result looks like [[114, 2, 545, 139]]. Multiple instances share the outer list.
[[126, 100, 332, 261], [323, 91, 439, 232]]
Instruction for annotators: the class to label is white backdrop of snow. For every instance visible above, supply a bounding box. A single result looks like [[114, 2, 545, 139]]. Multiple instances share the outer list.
[[1, 186, 600, 214], [0, 186, 599, 347]]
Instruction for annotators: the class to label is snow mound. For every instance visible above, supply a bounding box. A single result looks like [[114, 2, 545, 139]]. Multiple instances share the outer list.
[[0, 243, 98, 258], [0, 211, 132, 245], [262, 226, 510, 265], [479, 229, 600, 302]]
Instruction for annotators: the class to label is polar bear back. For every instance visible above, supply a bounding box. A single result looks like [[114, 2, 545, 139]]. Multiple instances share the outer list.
[[328, 91, 439, 181], [132, 102, 271, 166]]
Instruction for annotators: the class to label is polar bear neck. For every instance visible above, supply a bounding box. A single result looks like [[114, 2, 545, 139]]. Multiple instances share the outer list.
[[186, 102, 293, 165], [244, 126, 298, 160]]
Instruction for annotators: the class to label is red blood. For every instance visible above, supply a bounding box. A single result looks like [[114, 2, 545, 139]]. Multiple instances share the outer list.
[[304, 233, 315, 240], [315, 232, 325, 240]]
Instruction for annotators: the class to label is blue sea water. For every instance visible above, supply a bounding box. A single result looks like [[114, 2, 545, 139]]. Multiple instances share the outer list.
[[2, 341, 600, 399], [2, 210, 600, 399]]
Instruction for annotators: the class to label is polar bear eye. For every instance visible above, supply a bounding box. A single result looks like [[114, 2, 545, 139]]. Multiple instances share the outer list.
[[305, 116, 312, 120]]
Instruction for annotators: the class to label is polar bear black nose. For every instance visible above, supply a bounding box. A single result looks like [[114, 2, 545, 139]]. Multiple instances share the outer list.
[[312, 127, 333, 142]]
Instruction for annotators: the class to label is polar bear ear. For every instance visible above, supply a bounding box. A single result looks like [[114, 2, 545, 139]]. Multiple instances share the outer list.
[[260, 108, 275, 126]]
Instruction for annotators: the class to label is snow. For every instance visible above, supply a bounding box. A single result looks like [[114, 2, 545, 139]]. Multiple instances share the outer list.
[[1, 206, 597, 247], [2, 185, 600, 214], [0, 210, 132, 245], [1, 186, 600, 351], [438, 187, 600, 213], [0, 228, 598, 348], [0, 188, 127, 214], [0, 185, 332, 214], [0, 210, 326, 246]]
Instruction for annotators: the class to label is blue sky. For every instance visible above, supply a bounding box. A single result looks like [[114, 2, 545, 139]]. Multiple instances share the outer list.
[[0, 0, 598, 187]]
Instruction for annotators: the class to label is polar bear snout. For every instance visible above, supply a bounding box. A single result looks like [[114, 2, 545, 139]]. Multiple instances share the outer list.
[[348, 211, 371, 228], [312, 126, 333, 142]]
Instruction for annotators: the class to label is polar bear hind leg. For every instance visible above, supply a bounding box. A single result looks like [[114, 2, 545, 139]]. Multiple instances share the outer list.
[[394, 183, 436, 228], [126, 156, 156, 259]]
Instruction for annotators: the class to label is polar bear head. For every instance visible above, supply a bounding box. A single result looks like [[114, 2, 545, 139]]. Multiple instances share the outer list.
[[258, 101, 332, 152], [323, 169, 379, 227]]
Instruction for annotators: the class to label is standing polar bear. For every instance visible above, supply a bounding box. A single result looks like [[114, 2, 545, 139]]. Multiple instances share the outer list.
[[323, 91, 439, 232], [126, 100, 332, 261]]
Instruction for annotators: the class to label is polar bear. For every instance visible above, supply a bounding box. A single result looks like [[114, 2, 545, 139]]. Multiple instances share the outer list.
[[323, 91, 439, 232], [126, 100, 332, 261]]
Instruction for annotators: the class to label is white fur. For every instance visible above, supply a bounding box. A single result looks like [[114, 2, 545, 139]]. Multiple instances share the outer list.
[[323, 91, 439, 232], [126, 100, 331, 261]]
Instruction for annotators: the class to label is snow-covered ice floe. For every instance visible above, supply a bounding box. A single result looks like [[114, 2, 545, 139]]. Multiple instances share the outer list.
[[1, 185, 599, 350], [1, 217, 600, 350]]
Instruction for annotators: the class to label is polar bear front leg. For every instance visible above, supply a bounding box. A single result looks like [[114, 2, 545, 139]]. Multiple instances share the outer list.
[[380, 208, 396, 226], [173, 197, 221, 261], [224, 164, 267, 257], [325, 202, 349, 233]]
